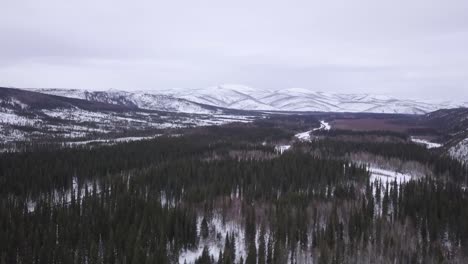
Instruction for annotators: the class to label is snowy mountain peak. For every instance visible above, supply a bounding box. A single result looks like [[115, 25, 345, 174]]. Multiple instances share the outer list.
[[211, 84, 260, 93]]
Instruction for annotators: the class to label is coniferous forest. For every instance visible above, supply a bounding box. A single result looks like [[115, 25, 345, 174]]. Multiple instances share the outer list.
[[1, 119, 468, 264]]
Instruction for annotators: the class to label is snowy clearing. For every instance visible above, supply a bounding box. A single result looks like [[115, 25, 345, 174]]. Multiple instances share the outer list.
[[411, 137, 442, 149], [275, 145, 291, 154], [369, 167, 413, 185]]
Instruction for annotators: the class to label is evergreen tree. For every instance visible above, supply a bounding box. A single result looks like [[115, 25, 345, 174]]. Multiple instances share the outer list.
[[246, 242, 257, 264], [201, 217, 209, 239]]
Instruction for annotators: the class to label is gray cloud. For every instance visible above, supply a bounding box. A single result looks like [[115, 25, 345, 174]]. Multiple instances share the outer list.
[[1, 0, 468, 100]]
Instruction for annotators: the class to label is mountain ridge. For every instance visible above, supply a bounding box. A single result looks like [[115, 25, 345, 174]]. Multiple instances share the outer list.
[[27, 85, 467, 115]]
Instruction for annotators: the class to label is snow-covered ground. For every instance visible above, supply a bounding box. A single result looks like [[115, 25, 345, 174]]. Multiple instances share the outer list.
[[0, 124, 27, 142], [42, 108, 111, 123], [369, 167, 413, 185], [31, 88, 220, 114], [275, 145, 291, 154], [320, 120, 331, 130], [294, 120, 331, 142], [295, 130, 313, 142], [64, 135, 162, 146], [178, 215, 247, 264], [449, 138, 468, 163], [1, 98, 256, 142], [411, 137, 442, 149], [28, 177, 99, 213], [0, 110, 41, 126]]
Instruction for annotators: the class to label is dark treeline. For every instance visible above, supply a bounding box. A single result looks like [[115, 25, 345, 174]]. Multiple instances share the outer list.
[[1, 187, 197, 264], [314, 129, 409, 141], [132, 152, 368, 203], [185, 123, 295, 142], [0, 133, 278, 197]]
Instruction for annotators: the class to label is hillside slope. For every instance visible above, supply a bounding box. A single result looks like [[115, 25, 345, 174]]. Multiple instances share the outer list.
[[0, 87, 255, 142]]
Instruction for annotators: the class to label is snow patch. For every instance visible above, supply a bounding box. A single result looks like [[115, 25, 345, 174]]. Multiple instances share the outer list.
[[320, 120, 331, 131], [178, 215, 247, 264], [294, 120, 331, 142], [369, 167, 413, 185], [27, 177, 99, 213], [64, 135, 162, 146], [295, 130, 313, 142], [275, 145, 291, 154], [411, 137, 442, 149]]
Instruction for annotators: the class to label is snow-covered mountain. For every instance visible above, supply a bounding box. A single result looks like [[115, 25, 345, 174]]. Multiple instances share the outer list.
[[157, 85, 467, 114], [32, 85, 467, 115], [30, 88, 221, 114]]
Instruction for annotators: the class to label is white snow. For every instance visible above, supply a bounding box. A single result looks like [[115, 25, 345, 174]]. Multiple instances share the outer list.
[[275, 145, 291, 154], [449, 138, 468, 163], [320, 120, 331, 130], [30, 86, 468, 114], [411, 137, 442, 149], [42, 108, 110, 122], [0, 111, 40, 141], [178, 215, 247, 264], [1, 95, 257, 142], [369, 167, 413, 185], [27, 177, 100, 213], [32, 88, 219, 114], [295, 131, 313, 142], [0, 127, 26, 142], [64, 135, 162, 146], [154, 85, 467, 114], [294, 120, 331, 142], [0, 111, 40, 126]]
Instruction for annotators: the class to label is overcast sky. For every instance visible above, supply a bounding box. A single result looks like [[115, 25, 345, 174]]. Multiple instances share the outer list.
[[1, 0, 468, 100]]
